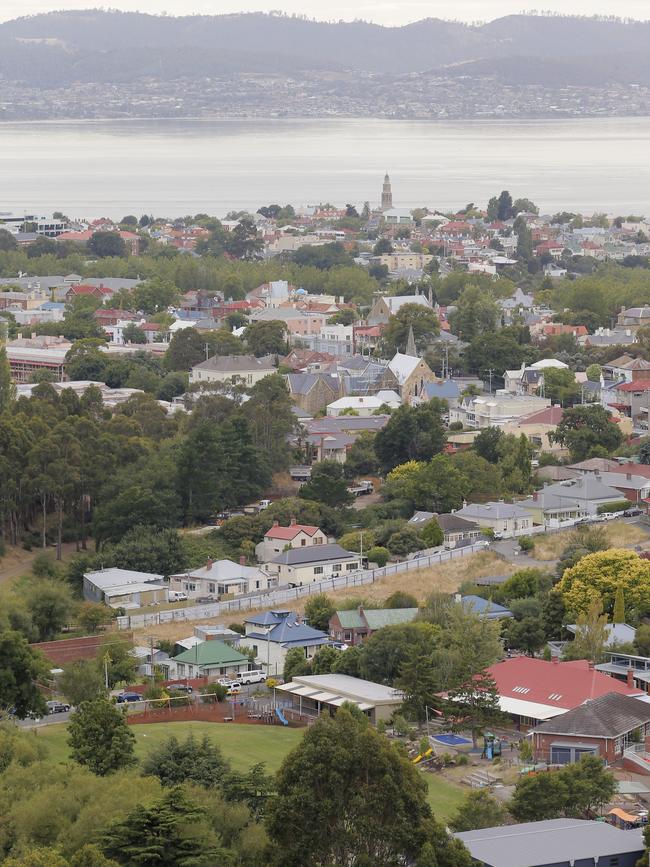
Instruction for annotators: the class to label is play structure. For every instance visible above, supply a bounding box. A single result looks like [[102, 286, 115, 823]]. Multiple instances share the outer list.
[[275, 707, 288, 726], [412, 747, 434, 764], [482, 733, 502, 760]]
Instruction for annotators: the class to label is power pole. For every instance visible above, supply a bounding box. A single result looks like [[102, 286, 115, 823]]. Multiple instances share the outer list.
[[487, 369, 494, 395], [204, 343, 211, 361], [149, 634, 156, 686]]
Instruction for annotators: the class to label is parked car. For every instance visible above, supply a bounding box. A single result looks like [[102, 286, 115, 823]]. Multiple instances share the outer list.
[[238, 670, 266, 685], [493, 532, 504, 540], [225, 682, 242, 696], [217, 677, 232, 687], [46, 700, 70, 714], [116, 692, 142, 703], [196, 596, 215, 604], [624, 508, 643, 517], [166, 683, 193, 694]]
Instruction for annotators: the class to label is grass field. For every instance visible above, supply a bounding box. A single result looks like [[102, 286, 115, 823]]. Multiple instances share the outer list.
[[34, 721, 465, 818], [531, 519, 649, 561]]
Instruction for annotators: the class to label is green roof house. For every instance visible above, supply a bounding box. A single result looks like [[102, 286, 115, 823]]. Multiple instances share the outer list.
[[329, 607, 418, 646], [166, 640, 250, 680]]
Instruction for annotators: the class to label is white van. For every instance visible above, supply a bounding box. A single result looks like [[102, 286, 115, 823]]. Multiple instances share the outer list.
[[238, 669, 266, 685], [168, 590, 188, 602]]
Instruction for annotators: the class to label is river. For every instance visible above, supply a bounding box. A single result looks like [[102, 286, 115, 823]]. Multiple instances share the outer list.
[[1, 116, 650, 218]]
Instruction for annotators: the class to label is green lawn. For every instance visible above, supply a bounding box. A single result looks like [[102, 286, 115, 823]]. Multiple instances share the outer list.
[[35, 721, 465, 818]]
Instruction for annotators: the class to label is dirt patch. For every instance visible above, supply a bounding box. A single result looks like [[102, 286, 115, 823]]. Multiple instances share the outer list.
[[532, 520, 649, 561], [0, 542, 79, 587]]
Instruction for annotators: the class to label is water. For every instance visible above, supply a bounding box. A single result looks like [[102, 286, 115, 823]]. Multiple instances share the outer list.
[[2, 116, 650, 218]]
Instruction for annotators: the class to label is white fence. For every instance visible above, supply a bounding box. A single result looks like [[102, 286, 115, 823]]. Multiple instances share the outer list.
[[115, 542, 488, 631]]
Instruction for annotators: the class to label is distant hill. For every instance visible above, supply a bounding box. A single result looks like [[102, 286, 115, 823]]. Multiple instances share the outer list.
[[1, 10, 650, 87]]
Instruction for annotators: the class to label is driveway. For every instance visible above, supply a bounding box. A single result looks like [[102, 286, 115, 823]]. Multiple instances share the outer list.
[[490, 539, 554, 570]]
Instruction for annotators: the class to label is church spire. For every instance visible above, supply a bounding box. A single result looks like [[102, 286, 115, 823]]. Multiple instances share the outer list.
[[405, 324, 417, 357], [381, 173, 393, 211]]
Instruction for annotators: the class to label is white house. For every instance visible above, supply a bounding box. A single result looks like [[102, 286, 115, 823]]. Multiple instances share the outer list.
[[169, 558, 275, 599], [454, 501, 534, 538], [255, 520, 328, 563], [326, 390, 401, 417], [240, 610, 333, 675], [265, 543, 361, 587], [189, 354, 276, 386]]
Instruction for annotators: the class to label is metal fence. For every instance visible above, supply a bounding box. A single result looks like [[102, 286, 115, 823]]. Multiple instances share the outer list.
[[116, 542, 487, 631]]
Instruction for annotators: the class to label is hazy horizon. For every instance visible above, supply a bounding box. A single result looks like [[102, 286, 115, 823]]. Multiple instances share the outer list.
[[2, 1, 650, 26]]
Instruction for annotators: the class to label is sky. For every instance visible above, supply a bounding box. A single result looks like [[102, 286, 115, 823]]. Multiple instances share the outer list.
[[1, 1, 649, 26]]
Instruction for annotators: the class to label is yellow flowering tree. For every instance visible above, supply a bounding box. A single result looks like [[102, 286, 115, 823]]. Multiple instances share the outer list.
[[556, 548, 650, 619]]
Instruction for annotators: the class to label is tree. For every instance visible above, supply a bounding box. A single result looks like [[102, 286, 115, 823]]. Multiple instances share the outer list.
[[266, 708, 433, 867], [543, 367, 580, 406], [122, 323, 147, 345], [99, 639, 138, 688], [384, 456, 470, 513], [164, 328, 206, 371], [448, 789, 508, 832], [382, 304, 440, 355], [142, 734, 228, 788], [510, 756, 616, 821], [397, 646, 441, 722], [506, 617, 546, 656], [243, 373, 295, 472], [344, 430, 379, 478], [449, 285, 499, 341], [3, 850, 70, 867], [311, 645, 340, 674], [374, 403, 446, 475], [244, 320, 287, 356], [0, 630, 48, 718], [77, 602, 112, 634], [366, 546, 390, 567], [473, 426, 504, 464], [25, 580, 76, 641], [88, 231, 126, 258], [387, 527, 424, 556], [65, 339, 108, 381], [0, 345, 15, 412], [59, 659, 106, 706], [373, 237, 393, 255], [586, 363, 602, 382], [360, 622, 440, 685], [515, 218, 533, 260], [512, 197, 539, 216], [444, 670, 505, 748], [557, 549, 650, 619], [451, 451, 503, 501], [292, 242, 353, 270], [0, 228, 18, 251], [299, 461, 352, 508], [640, 440, 650, 465], [101, 787, 226, 866], [550, 405, 623, 461], [563, 599, 610, 663], [283, 647, 311, 682], [464, 332, 530, 379], [71, 846, 120, 867], [496, 190, 514, 220], [510, 770, 569, 821], [68, 698, 136, 776], [304, 594, 336, 631]]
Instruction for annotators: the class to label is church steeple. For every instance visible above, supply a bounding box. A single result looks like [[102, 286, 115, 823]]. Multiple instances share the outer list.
[[381, 173, 393, 211], [405, 325, 417, 357]]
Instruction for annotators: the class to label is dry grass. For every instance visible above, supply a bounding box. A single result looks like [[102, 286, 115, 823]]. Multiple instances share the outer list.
[[532, 520, 649, 561], [132, 550, 512, 644]]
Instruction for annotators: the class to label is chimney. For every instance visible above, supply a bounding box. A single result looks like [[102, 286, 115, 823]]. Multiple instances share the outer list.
[[290, 516, 297, 526], [239, 555, 246, 566], [205, 558, 213, 571], [627, 668, 635, 688]]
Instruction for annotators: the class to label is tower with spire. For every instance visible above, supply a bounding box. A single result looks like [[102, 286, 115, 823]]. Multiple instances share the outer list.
[[405, 325, 417, 357], [381, 173, 393, 211]]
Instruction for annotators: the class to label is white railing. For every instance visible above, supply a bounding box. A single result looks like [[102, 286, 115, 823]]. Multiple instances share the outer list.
[[115, 541, 487, 630]]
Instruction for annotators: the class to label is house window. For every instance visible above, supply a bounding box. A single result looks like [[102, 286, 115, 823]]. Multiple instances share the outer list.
[[188, 583, 196, 592], [301, 539, 306, 546], [208, 583, 215, 594], [344, 632, 352, 641], [314, 566, 324, 575], [333, 564, 341, 571], [346, 563, 357, 571]]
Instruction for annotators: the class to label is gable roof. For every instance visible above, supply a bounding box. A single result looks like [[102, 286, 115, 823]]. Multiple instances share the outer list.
[[334, 608, 418, 630], [170, 559, 266, 582], [388, 352, 422, 384], [264, 524, 321, 541], [532, 692, 650, 738], [270, 543, 357, 566], [192, 354, 275, 373], [84, 567, 164, 589], [519, 405, 564, 426], [173, 640, 249, 666], [461, 596, 513, 619]]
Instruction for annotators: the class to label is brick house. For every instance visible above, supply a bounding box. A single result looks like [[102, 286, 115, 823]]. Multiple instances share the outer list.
[[531, 692, 650, 765], [329, 607, 418, 646]]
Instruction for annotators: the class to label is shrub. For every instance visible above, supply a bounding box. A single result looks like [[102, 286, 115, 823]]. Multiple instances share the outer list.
[[367, 546, 390, 567], [201, 683, 227, 703], [597, 500, 632, 514], [518, 536, 534, 552]]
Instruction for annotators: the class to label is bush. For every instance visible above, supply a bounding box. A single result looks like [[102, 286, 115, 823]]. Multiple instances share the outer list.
[[367, 546, 390, 567], [518, 536, 534, 552], [228, 622, 246, 635], [457, 754, 469, 766], [386, 528, 423, 556], [597, 500, 632, 514], [201, 683, 227, 703]]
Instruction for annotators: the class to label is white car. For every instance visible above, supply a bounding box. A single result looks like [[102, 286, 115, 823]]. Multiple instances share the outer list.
[[226, 682, 242, 697]]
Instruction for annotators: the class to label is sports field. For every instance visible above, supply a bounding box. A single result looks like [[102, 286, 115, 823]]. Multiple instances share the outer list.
[[35, 720, 465, 819]]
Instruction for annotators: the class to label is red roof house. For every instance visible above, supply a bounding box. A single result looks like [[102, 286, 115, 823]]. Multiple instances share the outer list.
[[487, 657, 646, 727]]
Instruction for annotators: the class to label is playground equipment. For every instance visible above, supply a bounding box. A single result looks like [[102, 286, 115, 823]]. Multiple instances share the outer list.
[[275, 707, 289, 726], [412, 748, 434, 764], [482, 733, 502, 760]]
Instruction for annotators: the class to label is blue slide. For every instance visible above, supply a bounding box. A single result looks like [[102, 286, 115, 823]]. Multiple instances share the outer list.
[[275, 707, 289, 726]]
